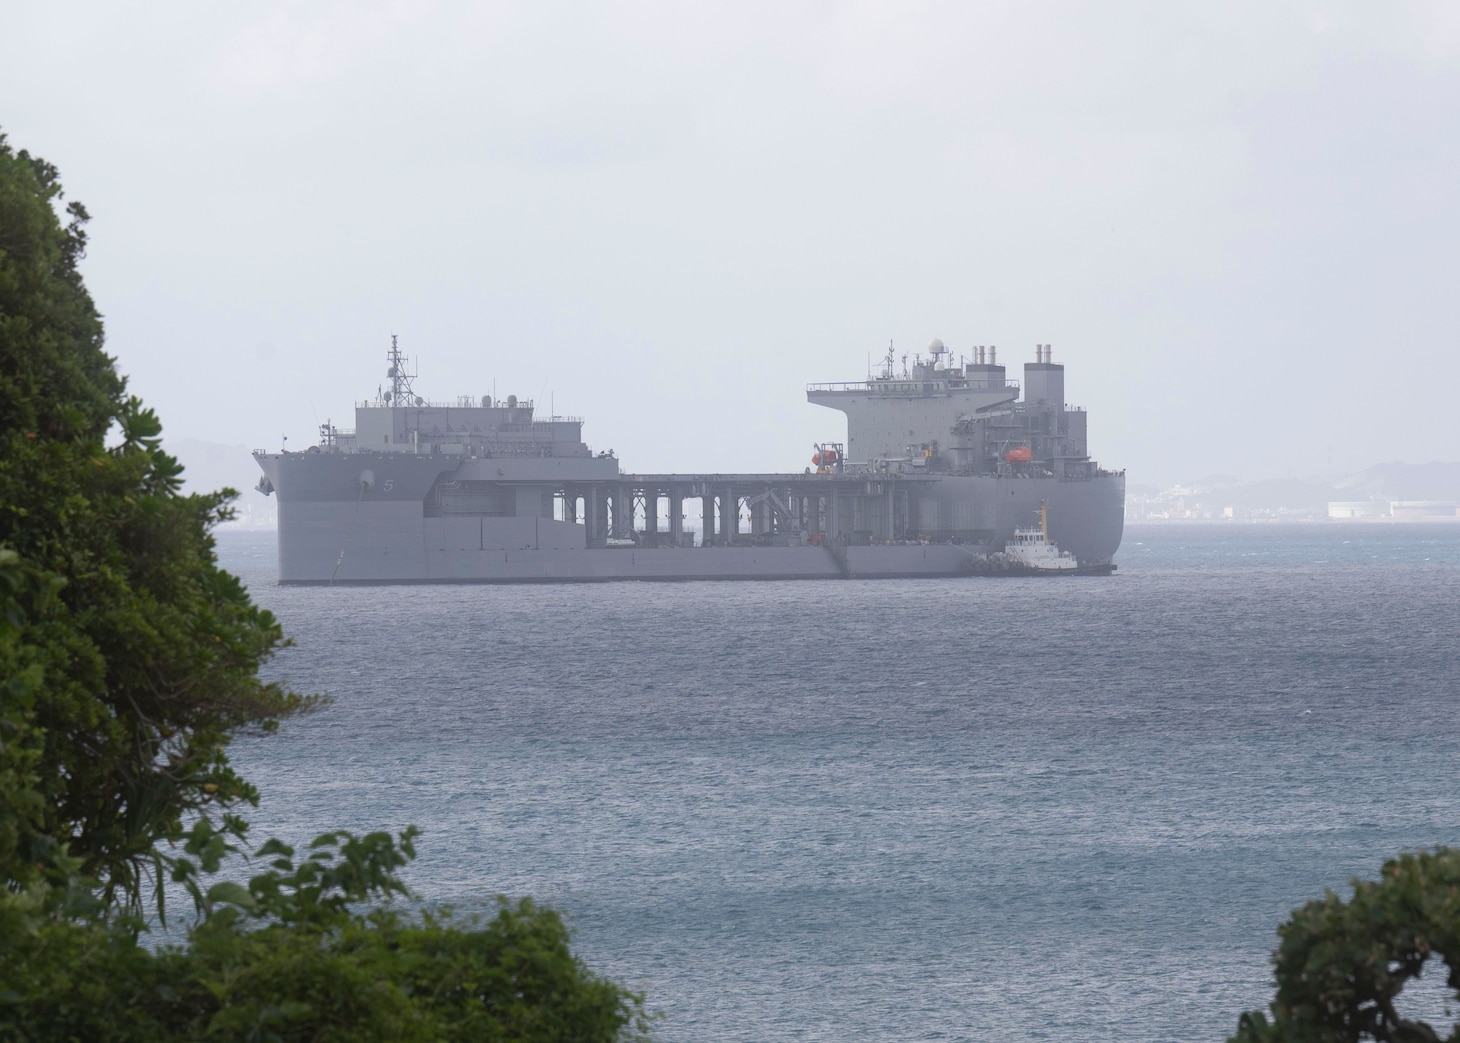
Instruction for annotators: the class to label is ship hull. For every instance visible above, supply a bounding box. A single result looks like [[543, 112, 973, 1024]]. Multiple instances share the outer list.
[[257, 452, 1124, 584]]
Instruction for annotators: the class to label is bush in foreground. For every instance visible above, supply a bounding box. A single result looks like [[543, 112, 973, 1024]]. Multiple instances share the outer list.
[[1231, 847, 1460, 1043], [1, 825, 647, 1042]]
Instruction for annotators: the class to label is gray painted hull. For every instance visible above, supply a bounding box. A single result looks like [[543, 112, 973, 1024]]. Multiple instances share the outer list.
[[258, 452, 1124, 584]]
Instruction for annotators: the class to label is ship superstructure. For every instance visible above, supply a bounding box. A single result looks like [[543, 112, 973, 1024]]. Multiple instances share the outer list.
[[808, 341, 1089, 478], [254, 337, 1124, 582]]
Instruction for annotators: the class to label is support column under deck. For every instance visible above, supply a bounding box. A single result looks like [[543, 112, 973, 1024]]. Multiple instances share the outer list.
[[611, 486, 630, 539], [644, 490, 659, 545], [586, 486, 602, 547], [701, 494, 715, 546], [721, 486, 736, 545]]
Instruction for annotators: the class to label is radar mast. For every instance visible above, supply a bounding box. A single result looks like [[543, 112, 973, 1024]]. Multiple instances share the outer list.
[[383, 334, 418, 407]]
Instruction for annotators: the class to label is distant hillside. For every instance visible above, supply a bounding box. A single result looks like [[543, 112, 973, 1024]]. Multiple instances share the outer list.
[[170, 439, 258, 495], [1160, 464, 1460, 508], [1131, 461, 1460, 520], [1208, 477, 1338, 512], [1335, 462, 1460, 501], [169, 439, 275, 527]]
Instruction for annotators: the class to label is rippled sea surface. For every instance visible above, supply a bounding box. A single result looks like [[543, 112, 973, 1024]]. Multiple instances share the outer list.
[[217, 523, 1460, 1042]]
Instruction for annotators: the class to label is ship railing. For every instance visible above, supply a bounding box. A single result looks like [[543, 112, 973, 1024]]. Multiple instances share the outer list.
[[806, 378, 1021, 393], [355, 398, 543, 411]]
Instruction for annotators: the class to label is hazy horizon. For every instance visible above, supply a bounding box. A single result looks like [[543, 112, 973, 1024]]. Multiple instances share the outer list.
[[6, 2, 1458, 487]]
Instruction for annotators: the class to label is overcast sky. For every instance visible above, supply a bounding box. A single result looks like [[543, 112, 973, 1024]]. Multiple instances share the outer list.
[[5, 1, 1458, 486]]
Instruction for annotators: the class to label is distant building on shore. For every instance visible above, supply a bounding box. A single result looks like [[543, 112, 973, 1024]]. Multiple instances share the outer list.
[[1327, 500, 1459, 520], [1389, 500, 1460, 520], [1327, 501, 1390, 519]]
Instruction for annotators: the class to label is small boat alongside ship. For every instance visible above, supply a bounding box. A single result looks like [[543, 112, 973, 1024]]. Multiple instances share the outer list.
[[964, 501, 1117, 576]]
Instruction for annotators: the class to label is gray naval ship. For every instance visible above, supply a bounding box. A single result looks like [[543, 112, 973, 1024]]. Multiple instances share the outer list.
[[254, 338, 1124, 582]]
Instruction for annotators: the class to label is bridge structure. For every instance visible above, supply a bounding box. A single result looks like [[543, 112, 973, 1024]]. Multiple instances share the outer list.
[[558, 471, 931, 548]]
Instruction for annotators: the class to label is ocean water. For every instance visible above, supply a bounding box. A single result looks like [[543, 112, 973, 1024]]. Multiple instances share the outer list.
[[217, 523, 1460, 1042]]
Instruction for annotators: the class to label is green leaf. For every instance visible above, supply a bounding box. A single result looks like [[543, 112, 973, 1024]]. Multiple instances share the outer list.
[[254, 838, 293, 859], [204, 881, 256, 911]]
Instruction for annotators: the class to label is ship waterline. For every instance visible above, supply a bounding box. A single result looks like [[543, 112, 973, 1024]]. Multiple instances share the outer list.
[[255, 338, 1124, 583]]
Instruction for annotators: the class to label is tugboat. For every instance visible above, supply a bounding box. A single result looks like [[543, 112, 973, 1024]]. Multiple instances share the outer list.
[[1003, 501, 1081, 572], [962, 501, 1116, 576]]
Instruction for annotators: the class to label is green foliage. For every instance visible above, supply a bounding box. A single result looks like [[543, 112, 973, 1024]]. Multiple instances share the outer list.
[[0, 827, 650, 1042], [0, 132, 651, 1039], [0, 130, 316, 910], [1231, 848, 1460, 1043], [0, 548, 67, 906]]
